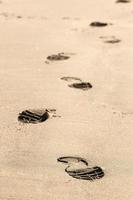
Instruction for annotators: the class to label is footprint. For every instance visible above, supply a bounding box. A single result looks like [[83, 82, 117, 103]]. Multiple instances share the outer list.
[[0, 12, 11, 18], [0, 12, 23, 19], [116, 0, 130, 3], [46, 53, 70, 62], [18, 109, 49, 124], [68, 82, 92, 90], [16, 15, 23, 19], [90, 22, 109, 27], [62, 17, 71, 20], [18, 108, 59, 124], [61, 76, 82, 82], [104, 39, 121, 44], [57, 156, 104, 181], [100, 36, 121, 44], [61, 77, 92, 90]]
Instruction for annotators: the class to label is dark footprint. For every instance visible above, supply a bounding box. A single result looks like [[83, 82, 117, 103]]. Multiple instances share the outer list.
[[104, 39, 121, 44], [57, 156, 88, 166], [65, 166, 104, 181], [61, 77, 92, 90], [61, 77, 82, 82], [18, 110, 49, 124], [47, 53, 70, 62], [57, 156, 104, 181], [116, 0, 130, 3], [68, 82, 92, 90], [90, 22, 109, 27], [100, 36, 121, 44]]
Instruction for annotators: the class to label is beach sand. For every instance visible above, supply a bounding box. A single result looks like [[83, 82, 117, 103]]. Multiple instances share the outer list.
[[0, 0, 133, 199]]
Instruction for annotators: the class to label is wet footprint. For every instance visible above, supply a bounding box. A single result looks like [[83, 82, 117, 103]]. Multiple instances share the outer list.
[[100, 36, 121, 44], [116, 0, 130, 3], [68, 82, 92, 90], [90, 21, 110, 27], [18, 109, 58, 124], [57, 156, 104, 181]]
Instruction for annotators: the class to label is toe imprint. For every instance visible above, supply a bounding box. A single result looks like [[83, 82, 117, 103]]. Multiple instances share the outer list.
[[57, 156, 88, 166]]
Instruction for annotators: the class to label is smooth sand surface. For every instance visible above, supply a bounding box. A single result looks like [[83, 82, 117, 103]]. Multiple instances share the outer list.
[[0, 0, 133, 199]]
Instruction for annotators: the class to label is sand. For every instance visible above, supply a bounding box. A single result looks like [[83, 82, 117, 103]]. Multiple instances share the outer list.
[[0, 0, 133, 199]]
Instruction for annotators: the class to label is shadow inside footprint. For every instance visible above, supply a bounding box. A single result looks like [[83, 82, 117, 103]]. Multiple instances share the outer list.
[[47, 53, 70, 61], [68, 82, 92, 90], [116, 0, 130, 2], [90, 22, 108, 27], [18, 110, 49, 124], [65, 166, 104, 181]]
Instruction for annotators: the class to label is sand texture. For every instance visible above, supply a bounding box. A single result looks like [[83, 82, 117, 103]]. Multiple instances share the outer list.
[[0, 0, 133, 199]]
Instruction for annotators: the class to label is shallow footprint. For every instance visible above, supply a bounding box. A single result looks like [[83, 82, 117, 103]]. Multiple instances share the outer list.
[[90, 21, 109, 27], [68, 82, 92, 90], [18, 109, 49, 124], [61, 76, 82, 82]]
